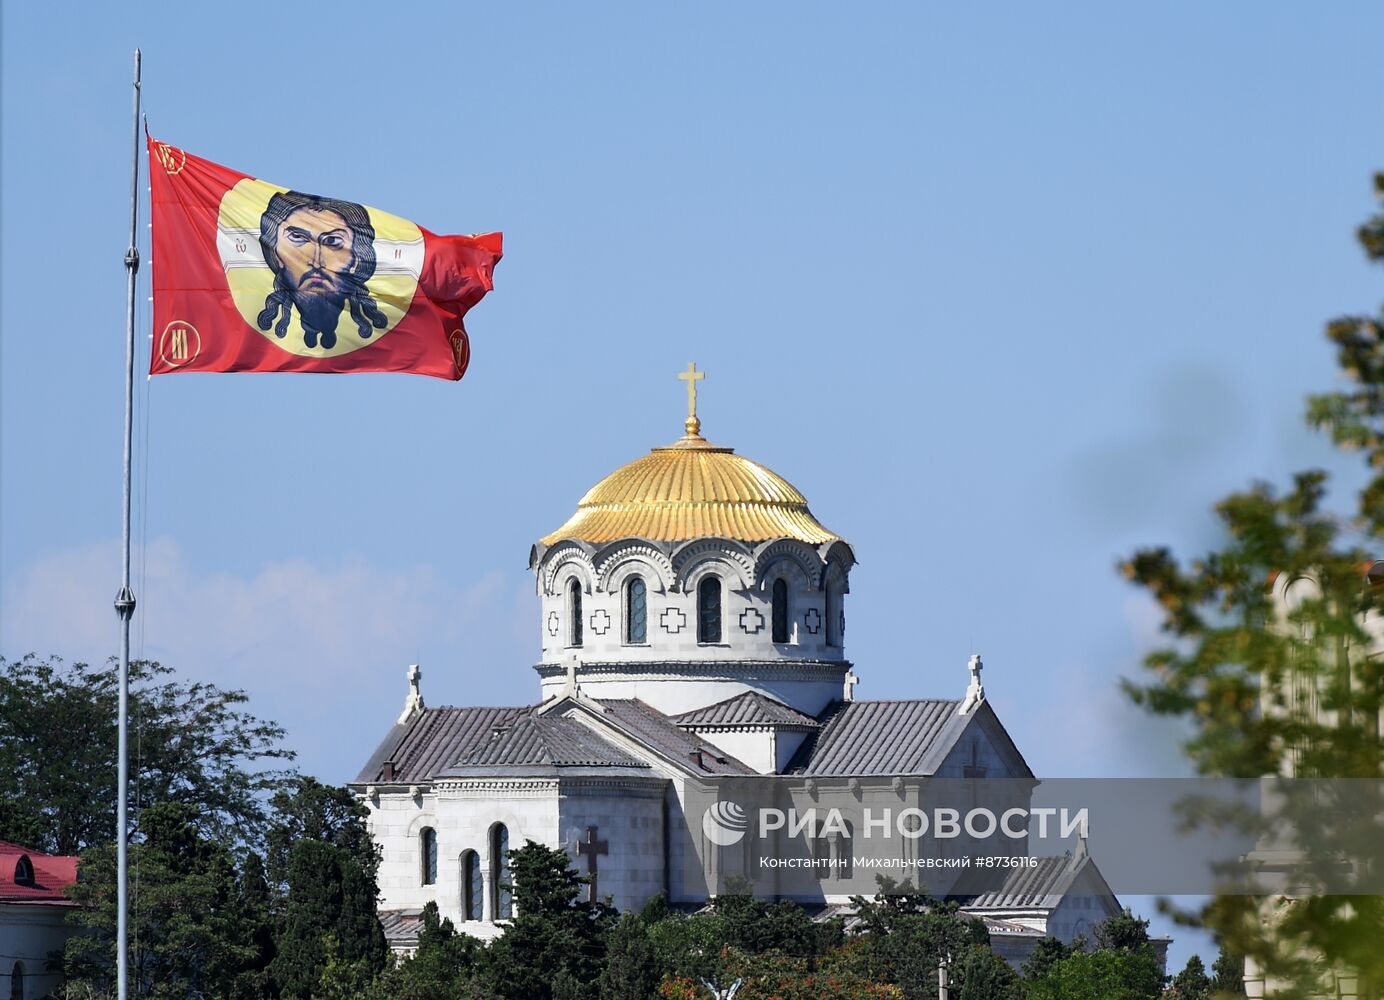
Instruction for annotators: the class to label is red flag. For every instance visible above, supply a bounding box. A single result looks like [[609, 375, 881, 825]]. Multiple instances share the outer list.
[[147, 137, 501, 380]]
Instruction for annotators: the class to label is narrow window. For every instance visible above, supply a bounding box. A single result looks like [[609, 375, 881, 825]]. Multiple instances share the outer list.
[[461, 850, 482, 920], [10, 963, 23, 1000], [697, 577, 722, 644], [835, 823, 854, 878], [626, 576, 647, 644], [491, 824, 513, 919], [13, 857, 33, 887], [421, 827, 437, 885], [771, 579, 789, 643], [813, 833, 831, 881], [568, 579, 583, 647], [825, 583, 842, 647]]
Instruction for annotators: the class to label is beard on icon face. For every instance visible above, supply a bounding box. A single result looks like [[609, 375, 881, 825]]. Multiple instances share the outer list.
[[288, 271, 347, 349]]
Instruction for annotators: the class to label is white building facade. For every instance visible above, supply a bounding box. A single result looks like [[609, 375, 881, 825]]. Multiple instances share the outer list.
[[351, 376, 1123, 963]]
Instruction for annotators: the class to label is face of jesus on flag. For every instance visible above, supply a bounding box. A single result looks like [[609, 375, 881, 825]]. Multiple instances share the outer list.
[[149, 137, 501, 379], [256, 192, 388, 350]]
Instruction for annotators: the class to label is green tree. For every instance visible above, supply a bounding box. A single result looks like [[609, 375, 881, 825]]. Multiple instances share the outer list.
[[266, 775, 381, 896], [1167, 954, 1213, 1000], [826, 879, 989, 1000], [599, 914, 661, 1000], [0, 655, 293, 854], [480, 840, 615, 1000], [63, 802, 270, 999], [1092, 908, 1150, 953], [266, 774, 387, 997], [1121, 173, 1384, 997], [1020, 937, 1072, 982], [315, 935, 375, 1000], [1024, 948, 1163, 1000], [1211, 943, 1246, 995], [366, 902, 483, 1000], [270, 838, 388, 998], [953, 946, 1021, 1000]]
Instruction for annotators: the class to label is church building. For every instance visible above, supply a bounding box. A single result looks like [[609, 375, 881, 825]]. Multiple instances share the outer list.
[[351, 365, 1123, 962]]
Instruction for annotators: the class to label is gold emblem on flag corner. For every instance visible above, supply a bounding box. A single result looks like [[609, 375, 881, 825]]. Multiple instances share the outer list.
[[159, 320, 201, 368], [154, 142, 186, 176], [449, 330, 469, 373], [215, 178, 423, 359]]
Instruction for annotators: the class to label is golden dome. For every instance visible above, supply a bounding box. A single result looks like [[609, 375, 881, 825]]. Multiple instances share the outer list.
[[539, 425, 841, 547]]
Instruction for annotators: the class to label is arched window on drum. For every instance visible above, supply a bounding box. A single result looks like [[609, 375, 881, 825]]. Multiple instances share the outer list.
[[567, 579, 583, 648], [625, 576, 647, 644], [771, 578, 790, 643], [697, 577, 722, 644], [825, 582, 843, 648]]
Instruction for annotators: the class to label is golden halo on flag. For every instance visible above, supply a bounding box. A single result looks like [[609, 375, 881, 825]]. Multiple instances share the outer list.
[[216, 178, 423, 358]]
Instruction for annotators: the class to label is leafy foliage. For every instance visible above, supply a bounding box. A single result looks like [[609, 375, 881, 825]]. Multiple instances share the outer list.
[[0, 655, 293, 855], [1023, 948, 1164, 1000], [365, 902, 483, 1000], [1121, 172, 1384, 996], [480, 840, 616, 1000], [270, 838, 388, 998], [1166, 954, 1213, 1000], [63, 802, 272, 1000]]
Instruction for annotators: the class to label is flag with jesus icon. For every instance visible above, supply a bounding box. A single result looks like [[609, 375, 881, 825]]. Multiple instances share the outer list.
[[147, 136, 502, 380]]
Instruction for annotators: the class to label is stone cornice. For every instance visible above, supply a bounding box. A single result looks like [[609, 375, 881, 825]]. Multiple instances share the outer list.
[[533, 659, 853, 682], [433, 775, 666, 797], [679, 722, 819, 733]]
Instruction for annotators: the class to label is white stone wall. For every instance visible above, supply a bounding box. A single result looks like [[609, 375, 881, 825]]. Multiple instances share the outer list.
[[0, 904, 82, 1000], [556, 781, 667, 913], [539, 578, 843, 664], [537, 671, 846, 721], [688, 728, 777, 773], [535, 539, 850, 664], [366, 782, 560, 935], [367, 776, 671, 934]]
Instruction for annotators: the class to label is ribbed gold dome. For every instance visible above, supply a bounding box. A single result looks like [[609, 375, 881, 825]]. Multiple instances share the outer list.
[[539, 427, 841, 546]]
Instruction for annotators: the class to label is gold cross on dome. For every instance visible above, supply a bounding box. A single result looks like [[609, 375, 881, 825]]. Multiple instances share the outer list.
[[678, 362, 705, 435]]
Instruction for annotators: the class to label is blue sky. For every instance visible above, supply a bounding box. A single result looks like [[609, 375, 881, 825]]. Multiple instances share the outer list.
[[3, 1, 1381, 969]]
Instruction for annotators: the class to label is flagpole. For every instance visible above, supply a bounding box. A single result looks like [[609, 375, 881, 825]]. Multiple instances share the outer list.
[[114, 47, 142, 1000]]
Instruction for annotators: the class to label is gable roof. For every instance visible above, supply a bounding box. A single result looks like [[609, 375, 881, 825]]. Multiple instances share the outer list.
[[784, 699, 968, 776], [673, 690, 820, 729], [354, 705, 528, 784], [0, 841, 78, 905], [446, 715, 649, 771], [583, 699, 758, 775], [960, 854, 1083, 910]]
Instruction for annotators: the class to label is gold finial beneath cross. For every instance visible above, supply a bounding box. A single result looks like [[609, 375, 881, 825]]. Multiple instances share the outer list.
[[677, 361, 705, 436]]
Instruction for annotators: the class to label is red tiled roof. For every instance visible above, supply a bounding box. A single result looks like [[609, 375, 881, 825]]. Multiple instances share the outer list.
[[0, 841, 79, 904]]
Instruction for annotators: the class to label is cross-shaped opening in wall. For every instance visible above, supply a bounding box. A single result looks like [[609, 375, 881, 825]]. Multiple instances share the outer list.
[[576, 825, 609, 904]]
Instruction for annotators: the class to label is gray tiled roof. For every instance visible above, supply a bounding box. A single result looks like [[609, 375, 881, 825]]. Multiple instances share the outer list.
[[784, 699, 967, 776], [673, 691, 820, 728], [593, 699, 757, 775], [354, 706, 527, 783], [962, 855, 1079, 909], [453, 715, 648, 769], [378, 908, 424, 947]]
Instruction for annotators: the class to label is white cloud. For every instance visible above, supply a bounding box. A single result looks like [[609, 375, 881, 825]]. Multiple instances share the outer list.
[[1, 537, 537, 781]]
